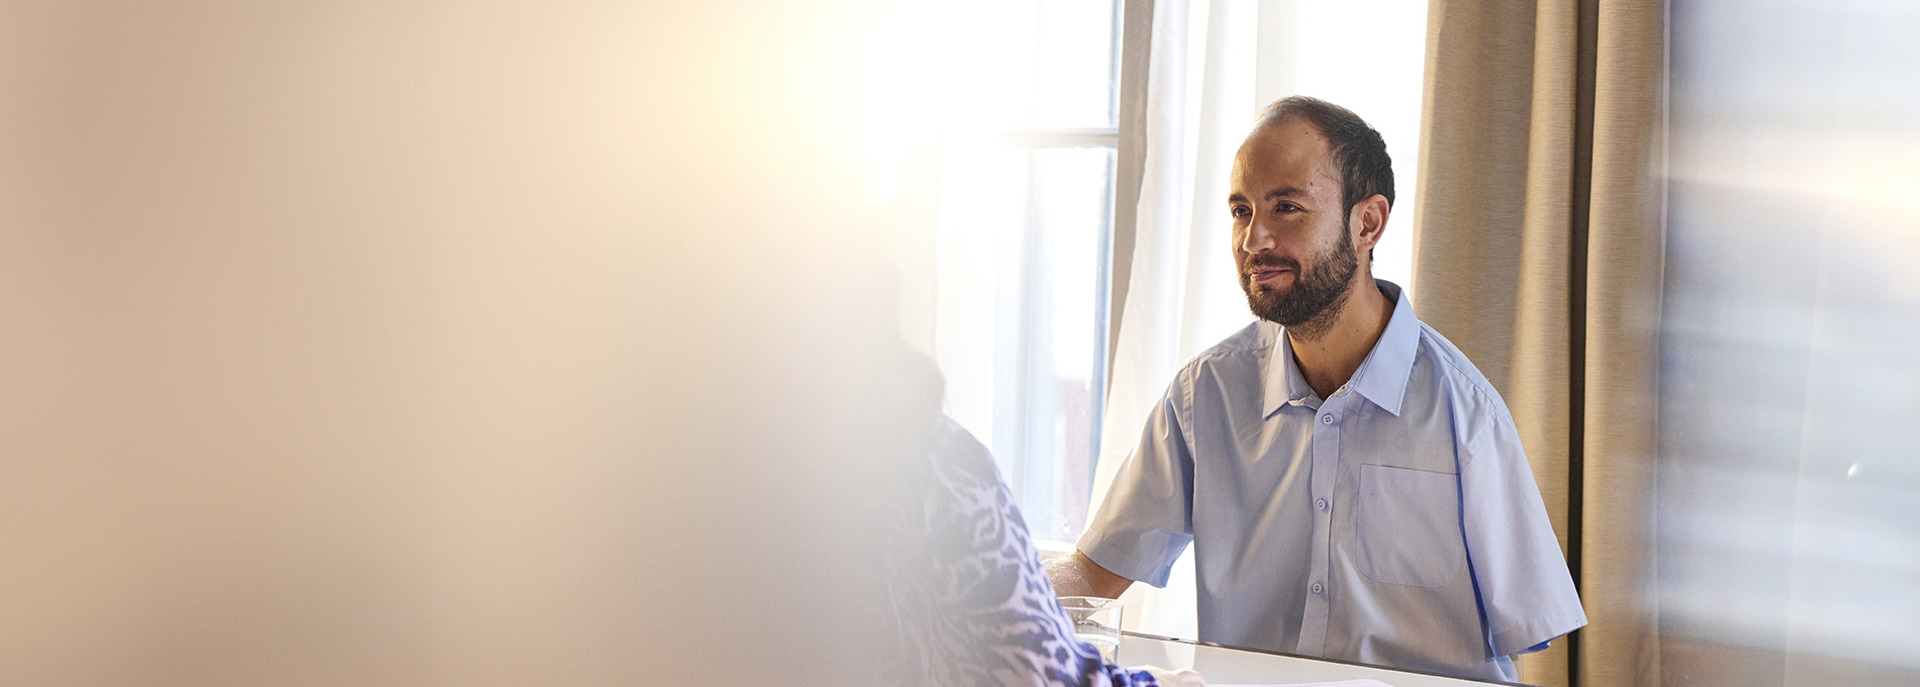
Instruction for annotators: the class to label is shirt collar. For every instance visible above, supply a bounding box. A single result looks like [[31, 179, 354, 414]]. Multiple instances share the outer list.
[[1261, 279, 1420, 418], [1262, 325, 1317, 417]]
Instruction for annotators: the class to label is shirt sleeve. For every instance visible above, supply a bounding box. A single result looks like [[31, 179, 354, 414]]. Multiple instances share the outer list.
[[1457, 411, 1590, 658], [1075, 378, 1196, 588]]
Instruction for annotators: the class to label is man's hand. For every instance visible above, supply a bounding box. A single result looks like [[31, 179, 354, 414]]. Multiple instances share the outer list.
[[1141, 666, 1206, 687], [1045, 550, 1135, 599]]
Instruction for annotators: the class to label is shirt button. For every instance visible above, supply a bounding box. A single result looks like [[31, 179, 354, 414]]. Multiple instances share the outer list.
[[1321, 414, 1333, 425], [1315, 498, 1328, 511], [1310, 582, 1324, 595]]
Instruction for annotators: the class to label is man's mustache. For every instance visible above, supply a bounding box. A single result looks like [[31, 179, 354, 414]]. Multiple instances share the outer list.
[[1243, 254, 1301, 274]]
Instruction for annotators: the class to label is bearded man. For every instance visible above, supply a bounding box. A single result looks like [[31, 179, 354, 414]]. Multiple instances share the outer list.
[[1045, 97, 1586, 683]]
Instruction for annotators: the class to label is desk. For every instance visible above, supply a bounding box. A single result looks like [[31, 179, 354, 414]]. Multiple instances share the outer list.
[[1118, 632, 1527, 687]]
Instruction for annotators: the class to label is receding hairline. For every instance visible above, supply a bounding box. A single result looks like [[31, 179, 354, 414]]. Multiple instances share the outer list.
[[1233, 115, 1342, 186], [1246, 109, 1331, 144]]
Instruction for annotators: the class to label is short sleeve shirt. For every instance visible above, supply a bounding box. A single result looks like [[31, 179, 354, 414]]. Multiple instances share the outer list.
[[1076, 280, 1587, 683]]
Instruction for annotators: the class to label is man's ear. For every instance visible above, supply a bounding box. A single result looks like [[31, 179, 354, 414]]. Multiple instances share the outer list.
[[1350, 194, 1390, 253]]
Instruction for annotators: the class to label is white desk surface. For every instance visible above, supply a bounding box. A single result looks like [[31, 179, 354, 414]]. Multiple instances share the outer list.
[[1118, 632, 1529, 687]]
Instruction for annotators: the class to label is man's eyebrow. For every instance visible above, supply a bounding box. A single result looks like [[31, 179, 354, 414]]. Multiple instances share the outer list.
[[1229, 187, 1310, 204]]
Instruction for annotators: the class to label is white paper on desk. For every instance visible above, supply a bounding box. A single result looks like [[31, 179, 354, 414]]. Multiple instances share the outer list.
[[1216, 680, 1396, 687]]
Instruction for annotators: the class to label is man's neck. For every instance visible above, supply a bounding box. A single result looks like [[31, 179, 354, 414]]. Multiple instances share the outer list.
[[1286, 278, 1394, 400]]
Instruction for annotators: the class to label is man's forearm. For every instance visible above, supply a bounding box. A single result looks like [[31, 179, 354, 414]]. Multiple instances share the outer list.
[[1045, 550, 1134, 599]]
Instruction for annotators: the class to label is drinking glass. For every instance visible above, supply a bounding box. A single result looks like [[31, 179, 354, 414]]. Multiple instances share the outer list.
[[1058, 596, 1123, 663]]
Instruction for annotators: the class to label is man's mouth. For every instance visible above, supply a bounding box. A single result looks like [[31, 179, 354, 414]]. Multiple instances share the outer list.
[[1248, 266, 1294, 284]]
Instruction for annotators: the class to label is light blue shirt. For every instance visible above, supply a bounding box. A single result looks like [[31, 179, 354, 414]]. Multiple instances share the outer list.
[[1078, 281, 1586, 683]]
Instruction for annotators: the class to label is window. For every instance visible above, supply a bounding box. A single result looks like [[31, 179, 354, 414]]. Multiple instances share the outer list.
[[932, 0, 1122, 545]]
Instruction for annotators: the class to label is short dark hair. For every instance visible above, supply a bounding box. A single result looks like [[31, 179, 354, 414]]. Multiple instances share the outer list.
[[1255, 96, 1394, 217]]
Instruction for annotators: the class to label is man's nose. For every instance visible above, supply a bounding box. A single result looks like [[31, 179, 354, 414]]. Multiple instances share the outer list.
[[1241, 217, 1276, 254]]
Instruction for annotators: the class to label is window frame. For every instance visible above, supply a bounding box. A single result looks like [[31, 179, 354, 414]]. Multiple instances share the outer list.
[[985, 0, 1154, 550]]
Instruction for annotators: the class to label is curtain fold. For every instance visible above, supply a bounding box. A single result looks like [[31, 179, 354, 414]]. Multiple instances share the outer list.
[[1414, 1, 1666, 685], [1085, 0, 1257, 640], [1580, 4, 1666, 687]]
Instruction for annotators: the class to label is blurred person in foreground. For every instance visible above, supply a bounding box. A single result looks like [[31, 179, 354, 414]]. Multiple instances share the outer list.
[[1045, 96, 1586, 682], [872, 313, 1204, 687]]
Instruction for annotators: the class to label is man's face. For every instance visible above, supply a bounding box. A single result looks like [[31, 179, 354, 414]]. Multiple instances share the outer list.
[[1227, 117, 1360, 330]]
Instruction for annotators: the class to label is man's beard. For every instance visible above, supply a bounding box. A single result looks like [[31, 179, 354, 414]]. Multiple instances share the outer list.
[[1241, 222, 1359, 336]]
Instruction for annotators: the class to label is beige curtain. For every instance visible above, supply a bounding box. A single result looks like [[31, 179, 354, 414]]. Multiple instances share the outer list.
[[1412, 1, 1665, 686]]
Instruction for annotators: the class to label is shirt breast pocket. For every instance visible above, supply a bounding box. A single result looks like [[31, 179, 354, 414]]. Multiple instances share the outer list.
[[1356, 464, 1465, 587]]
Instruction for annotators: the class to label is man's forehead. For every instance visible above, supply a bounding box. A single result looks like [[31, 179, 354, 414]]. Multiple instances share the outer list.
[[1233, 118, 1336, 188]]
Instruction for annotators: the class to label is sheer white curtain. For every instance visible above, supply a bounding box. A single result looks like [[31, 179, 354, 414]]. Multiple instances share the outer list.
[[1089, 0, 1257, 639], [1087, 0, 1428, 639]]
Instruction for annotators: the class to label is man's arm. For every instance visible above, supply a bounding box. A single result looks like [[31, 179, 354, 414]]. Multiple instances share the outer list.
[[1045, 549, 1135, 599]]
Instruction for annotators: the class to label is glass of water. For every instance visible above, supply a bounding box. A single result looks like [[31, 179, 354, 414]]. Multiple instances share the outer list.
[[1058, 596, 1123, 663]]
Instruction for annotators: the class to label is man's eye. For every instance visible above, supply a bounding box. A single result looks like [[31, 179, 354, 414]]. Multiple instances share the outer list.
[[1278, 203, 1303, 212], [1231, 206, 1251, 219]]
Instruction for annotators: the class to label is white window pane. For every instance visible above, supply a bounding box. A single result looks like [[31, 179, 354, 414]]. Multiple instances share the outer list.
[[1029, 0, 1119, 127], [935, 146, 1114, 543], [928, 0, 1116, 132]]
